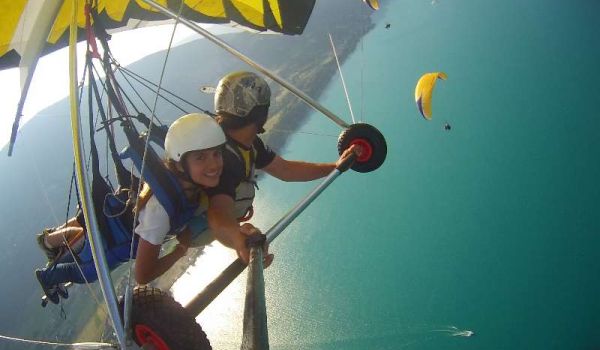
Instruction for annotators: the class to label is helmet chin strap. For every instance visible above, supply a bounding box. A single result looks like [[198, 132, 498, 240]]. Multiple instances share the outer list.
[[254, 108, 268, 134]]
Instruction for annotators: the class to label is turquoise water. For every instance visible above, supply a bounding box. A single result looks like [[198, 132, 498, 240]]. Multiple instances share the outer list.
[[188, 0, 600, 349], [1, 1, 597, 348]]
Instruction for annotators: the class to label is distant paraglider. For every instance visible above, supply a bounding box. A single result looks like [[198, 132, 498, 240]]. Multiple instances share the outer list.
[[199, 86, 216, 94], [414, 72, 447, 120], [363, 0, 380, 11]]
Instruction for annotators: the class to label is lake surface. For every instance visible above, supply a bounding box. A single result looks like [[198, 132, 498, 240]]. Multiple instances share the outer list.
[[1, 0, 598, 349], [174, 0, 600, 349]]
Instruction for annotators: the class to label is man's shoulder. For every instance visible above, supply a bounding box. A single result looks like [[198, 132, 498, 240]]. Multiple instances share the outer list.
[[253, 135, 274, 152], [253, 136, 276, 168]]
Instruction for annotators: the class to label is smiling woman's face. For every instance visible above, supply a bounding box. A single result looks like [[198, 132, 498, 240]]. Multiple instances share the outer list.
[[183, 148, 223, 188]]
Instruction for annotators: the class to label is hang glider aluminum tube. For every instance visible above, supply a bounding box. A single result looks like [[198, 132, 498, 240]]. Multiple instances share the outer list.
[[241, 235, 269, 350], [140, 0, 350, 130], [67, 2, 125, 349]]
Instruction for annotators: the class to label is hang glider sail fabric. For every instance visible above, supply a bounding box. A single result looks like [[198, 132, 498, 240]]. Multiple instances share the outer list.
[[0, 0, 316, 71]]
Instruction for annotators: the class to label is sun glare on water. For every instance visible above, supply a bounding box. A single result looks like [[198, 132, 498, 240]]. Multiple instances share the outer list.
[[171, 242, 246, 347]]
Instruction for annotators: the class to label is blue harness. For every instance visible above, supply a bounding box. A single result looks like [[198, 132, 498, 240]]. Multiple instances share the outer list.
[[73, 123, 203, 280]]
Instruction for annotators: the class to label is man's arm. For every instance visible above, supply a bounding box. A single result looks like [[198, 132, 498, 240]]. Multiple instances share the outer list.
[[262, 146, 358, 182], [262, 156, 334, 182]]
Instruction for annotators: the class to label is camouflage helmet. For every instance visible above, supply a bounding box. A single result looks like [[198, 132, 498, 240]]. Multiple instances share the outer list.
[[214, 71, 271, 118]]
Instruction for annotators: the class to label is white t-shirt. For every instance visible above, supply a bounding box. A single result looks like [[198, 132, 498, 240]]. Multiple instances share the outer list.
[[135, 195, 170, 246]]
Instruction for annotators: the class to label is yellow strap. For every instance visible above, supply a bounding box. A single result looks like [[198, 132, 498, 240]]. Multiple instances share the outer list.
[[239, 147, 252, 178], [199, 191, 209, 210]]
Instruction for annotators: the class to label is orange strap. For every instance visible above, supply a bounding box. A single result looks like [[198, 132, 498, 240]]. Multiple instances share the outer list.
[[66, 228, 85, 247]]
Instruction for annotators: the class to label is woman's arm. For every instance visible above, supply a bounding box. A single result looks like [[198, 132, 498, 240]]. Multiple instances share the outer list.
[[207, 194, 251, 263], [134, 230, 190, 285]]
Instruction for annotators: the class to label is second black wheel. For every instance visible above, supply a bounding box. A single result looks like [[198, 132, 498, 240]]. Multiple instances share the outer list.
[[337, 123, 387, 173]]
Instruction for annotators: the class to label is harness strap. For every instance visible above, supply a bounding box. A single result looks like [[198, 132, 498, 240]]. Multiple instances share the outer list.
[[225, 143, 257, 221], [135, 113, 168, 148], [225, 143, 256, 182]]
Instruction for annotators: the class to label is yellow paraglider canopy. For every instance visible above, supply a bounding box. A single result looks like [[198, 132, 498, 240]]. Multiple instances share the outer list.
[[415, 72, 447, 120], [363, 0, 380, 11]]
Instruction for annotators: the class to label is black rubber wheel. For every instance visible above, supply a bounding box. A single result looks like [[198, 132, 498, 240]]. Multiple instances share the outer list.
[[131, 286, 211, 350], [337, 123, 387, 173]]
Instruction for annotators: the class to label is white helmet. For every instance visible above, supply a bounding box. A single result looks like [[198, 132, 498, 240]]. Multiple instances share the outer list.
[[165, 113, 226, 162], [214, 71, 271, 118]]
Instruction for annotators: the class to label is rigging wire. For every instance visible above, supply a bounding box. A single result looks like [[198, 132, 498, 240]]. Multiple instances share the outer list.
[[116, 64, 213, 116], [103, 62, 130, 118], [65, 163, 77, 224], [128, 3, 186, 258], [53, 171, 106, 314], [360, 21, 365, 123], [58, 166, 107, 310], [49, 50, 111, 316], [100, 78, 117, 191], [90, 64, 119, 124], [60, 54, 112, 314], [124, 1, 188, 339], [56, 179, 108, 314], [87, 62, 108, 175], [114, 64, 175, 120], [78, 69, 92, 174], [114, 67, 161, 117], [59, 237, 108, 312], [328, 33, 356, 125], [0, 334, 116, 349], [268, 128, 337, 138], [105, 65, 144, 117], [80, 63, 112, 189]]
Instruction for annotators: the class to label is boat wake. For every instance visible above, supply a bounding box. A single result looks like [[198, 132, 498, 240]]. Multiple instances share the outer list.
[[432, 326, 474, 337]]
